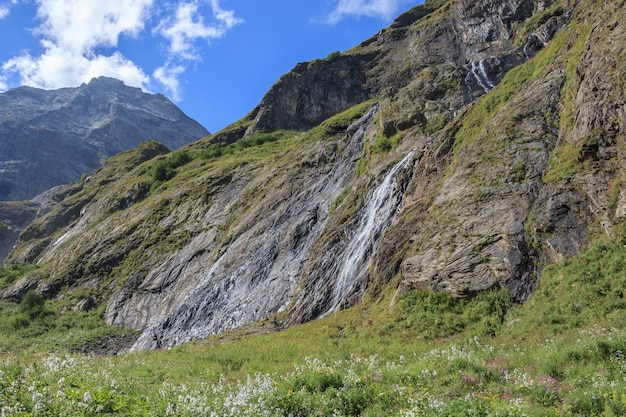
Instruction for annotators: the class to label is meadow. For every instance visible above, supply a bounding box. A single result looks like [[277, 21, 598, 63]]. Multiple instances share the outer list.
[[1, 234, 625, 416]]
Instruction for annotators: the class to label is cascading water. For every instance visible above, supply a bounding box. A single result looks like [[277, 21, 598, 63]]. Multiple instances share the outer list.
[[327, 147, 420, 313], [130, 106, 379, 349], [467, 59, 496, 93]]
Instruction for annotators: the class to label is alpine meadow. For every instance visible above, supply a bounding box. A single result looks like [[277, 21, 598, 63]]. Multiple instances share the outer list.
[[1, 0, 626, 415]]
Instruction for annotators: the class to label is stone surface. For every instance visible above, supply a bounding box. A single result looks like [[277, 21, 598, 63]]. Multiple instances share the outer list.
[[0, 77, 208, 201], [3, 0, 625, 350]]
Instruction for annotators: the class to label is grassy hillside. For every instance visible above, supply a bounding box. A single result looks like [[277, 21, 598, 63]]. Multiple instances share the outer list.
[[1, 233, 625, 415], [1, 1, 625, 415]]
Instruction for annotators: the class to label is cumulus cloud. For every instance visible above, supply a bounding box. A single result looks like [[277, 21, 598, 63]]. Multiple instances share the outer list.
[[0, 0, 241, 101], [3, 47, 150, 90], [2, 0, 153, 90], [0, 5, 10, 20], [156, 0, 243, 61], [153, 63, 185, 101], [326, 0, 415, 24]]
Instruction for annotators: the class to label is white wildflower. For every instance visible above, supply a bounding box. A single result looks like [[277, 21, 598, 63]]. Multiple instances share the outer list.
[[83, 390, 93, 403]]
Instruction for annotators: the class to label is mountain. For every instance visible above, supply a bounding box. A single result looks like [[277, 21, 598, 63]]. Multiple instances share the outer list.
[[0, 77, 209, 201], [2, 0, 625, 351]]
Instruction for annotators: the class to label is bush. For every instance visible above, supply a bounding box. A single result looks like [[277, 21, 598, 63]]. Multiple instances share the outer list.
[[398, 288, 513, 339], [150, 159, 176, 182], [196, 145, 223, 160], [19, 290, 46, 319], [148, 149, 192, 185], [168, 150, 192, 168], [0, 263, 37, 290], [9, 313, 30, 329]]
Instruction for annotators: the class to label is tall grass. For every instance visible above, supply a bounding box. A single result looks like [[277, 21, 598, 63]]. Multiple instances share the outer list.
[[1, 233, 625, 415]]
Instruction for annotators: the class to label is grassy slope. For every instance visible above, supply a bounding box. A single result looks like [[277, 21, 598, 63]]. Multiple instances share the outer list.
[[1, 232, 625, 415], [2, 2, 626, 415]]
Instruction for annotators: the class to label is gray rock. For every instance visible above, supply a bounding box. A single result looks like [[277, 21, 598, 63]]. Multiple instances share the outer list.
[[0, 77, 208, 201], [5, 0, 624, 351]]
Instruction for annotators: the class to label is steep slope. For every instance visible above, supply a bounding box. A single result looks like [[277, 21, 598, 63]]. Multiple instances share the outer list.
[[3, 0, 625, 350], [0, 77, 208, 201]]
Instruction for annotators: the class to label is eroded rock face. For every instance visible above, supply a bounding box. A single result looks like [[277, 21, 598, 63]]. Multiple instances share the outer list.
[[128, 109, 373, 349], [0, 202, 39, 263], [4, 0, 624, 349], [0, 77, 208, 201], [249, 55, 375, 132], [393, 0, 626, 301]]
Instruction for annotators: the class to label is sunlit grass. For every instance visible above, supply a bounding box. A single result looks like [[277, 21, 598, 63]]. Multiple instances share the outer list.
[[2, 233, 626, 415]]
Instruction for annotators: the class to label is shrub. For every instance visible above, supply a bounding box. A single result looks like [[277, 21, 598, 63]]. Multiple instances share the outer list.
[[0, 263, 37, 290], [398, 288, 513, 339], [326, 50, 341, 62], [373, 134, 392, 153], [19, 290, 46, 319], [196, 144, 223, 160], [150, 159, 176, 182], [168, 149, 192, 168]]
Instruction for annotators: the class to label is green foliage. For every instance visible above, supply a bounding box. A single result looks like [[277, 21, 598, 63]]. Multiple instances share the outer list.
[[398, 287, 513, 339], [425, 114, 448, 134], [196, 144, 223, 160], [78, 172, 89, 186], [234, 133, 277, 150], [168, 149, 192, 168], [2, 232, 626, 415], [0, 263, 37, 290], [505, 237, 626, 341], [19, 290, 47, 320], [148, 149, 191, 184], [0, 299, 135, 352], [150, 159, 176, 182], [373, 134, 392, 153], [195, 133, 278, 161], [325, 50, 341, 62]]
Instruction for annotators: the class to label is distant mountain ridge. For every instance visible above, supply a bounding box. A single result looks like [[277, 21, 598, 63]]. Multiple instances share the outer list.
[[0, 77, 208, 201]]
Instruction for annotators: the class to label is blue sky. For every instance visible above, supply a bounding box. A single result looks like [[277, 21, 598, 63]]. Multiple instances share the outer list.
[[0, 0, 422, 133]]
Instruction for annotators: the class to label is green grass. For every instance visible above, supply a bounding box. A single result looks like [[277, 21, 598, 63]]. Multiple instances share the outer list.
[[1, 233, 626, 415], [0, 263, 38, 291]]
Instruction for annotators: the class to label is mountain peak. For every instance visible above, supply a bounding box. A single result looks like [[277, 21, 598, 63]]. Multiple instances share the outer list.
[[84, 76, 128, 88], [0, 79, 208, 201]]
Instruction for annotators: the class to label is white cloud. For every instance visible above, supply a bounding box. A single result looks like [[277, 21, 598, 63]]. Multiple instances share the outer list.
[[0, 5, 10, 20], [153, 0, 242, 99], [326, 0, 415, 24], [0, 0, 241, 101], [1, 0, 154, 90], [3, 44, 150, 90], [35, 0, 153, 55], [153, 63, 185, 101], [156, 0, 243, 61]]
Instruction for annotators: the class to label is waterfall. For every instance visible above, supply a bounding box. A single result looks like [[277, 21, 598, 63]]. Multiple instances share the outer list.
[[468, 59, 495, 93], [328, 148, 419, 313]]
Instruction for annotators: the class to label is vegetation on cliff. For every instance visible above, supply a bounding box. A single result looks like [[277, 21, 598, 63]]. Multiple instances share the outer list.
[[0, 0, 625, 413]]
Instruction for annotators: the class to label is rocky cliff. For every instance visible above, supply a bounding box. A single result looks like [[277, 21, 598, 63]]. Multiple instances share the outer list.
[[0, 77, 208, 201], [2, 0, 625, 350]]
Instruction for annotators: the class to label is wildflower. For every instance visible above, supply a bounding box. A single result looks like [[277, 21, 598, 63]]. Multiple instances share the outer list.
[[83, 391, 93, 403]]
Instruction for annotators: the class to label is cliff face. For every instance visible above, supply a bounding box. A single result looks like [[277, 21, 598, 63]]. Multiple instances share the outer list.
[[0, 77, 208, 201], [2, 0, 625, 350]]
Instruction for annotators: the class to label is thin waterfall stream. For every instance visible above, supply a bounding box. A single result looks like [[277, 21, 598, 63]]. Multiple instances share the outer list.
[[328, 147, 421, 313], [467, 59, 496, 92]]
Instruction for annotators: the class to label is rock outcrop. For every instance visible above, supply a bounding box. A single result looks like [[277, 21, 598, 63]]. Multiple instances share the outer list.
[[0, 77, 208, 201], [3, 0, 625, 350]]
